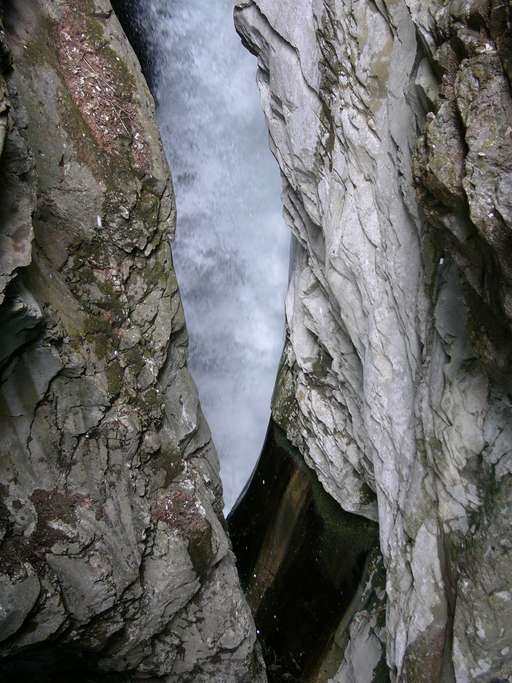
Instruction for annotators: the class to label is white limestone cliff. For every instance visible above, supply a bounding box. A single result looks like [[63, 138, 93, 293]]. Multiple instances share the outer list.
[[235, 1, 512, 680]]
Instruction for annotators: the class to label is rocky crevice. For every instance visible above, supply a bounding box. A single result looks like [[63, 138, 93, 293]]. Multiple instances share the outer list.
[[1, 0, 511, 681]]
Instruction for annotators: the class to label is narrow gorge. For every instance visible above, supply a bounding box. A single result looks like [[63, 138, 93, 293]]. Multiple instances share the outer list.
[[111, 0, 290, 513], [0, 1, 511, 683]]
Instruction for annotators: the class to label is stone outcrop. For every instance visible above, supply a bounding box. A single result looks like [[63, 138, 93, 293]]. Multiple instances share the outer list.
[[0, 1, 263, 681], [235, 1, 512, 681]]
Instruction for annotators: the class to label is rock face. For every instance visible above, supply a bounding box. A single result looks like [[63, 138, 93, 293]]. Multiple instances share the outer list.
[[0, 1, 263, 681], [235, 1, 512, 681]]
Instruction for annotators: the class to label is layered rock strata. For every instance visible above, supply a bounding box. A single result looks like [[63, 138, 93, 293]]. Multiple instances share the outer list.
[[0, 1, 263, 681], [235, 1, 512, 681]]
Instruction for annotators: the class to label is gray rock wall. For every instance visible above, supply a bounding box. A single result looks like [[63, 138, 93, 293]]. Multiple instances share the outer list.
[[235, 1, 512, 681], [0, 1, 263, 680]]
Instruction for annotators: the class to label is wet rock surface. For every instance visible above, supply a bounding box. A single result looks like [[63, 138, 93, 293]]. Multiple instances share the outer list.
[[234, 0, 512, 681], [0, 1, 263, 681]]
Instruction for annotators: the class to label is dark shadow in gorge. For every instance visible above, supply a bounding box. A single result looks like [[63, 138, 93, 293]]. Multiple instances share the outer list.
[[228, 422, 382, 682], [0, 645, 125, 683]]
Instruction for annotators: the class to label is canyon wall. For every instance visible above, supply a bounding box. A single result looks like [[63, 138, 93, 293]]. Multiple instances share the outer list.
[[0, 1, 263, 680], [235, 1, 512, 681]]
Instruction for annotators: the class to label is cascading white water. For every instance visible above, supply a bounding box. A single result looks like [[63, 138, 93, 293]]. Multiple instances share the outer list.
[[135, 0, 289, 510]]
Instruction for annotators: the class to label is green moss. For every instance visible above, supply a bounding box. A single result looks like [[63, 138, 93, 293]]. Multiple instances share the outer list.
[[145, 247, 169, 289], [123, 346, 145, 374], [188, 525, 214, 579], [271, 358, 297, 432], [83, 7, 137, 95], [55, 79, 107, 184], [135, 191, 159, 223], [106, 360, 123, 396], [96, 280, 126, 322], [151, 447, 184, 487], [83, 317, 113, 336], [78, 267, 95, 285], [22, 13, 58, 70], [311, 346, 333, 380], [137, 388, 164, 419], [82, 317, 118, 361], [96, 278, 116, 297]]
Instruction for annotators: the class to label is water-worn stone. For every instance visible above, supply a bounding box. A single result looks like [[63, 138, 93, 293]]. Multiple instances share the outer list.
[[0, 1, 263, 680], [235, 0, 512, 680]]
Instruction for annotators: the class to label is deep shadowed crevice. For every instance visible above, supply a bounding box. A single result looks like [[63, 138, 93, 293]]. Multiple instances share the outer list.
[[228, 422, 380, 682], [0, 645, 125, 683]]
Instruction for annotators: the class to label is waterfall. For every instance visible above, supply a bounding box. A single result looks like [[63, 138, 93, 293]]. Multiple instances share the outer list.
[[131, 0, 290, 510]]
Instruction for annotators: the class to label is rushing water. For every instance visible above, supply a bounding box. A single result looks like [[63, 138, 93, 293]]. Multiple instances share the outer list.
[[128, 0, 289, 510]]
